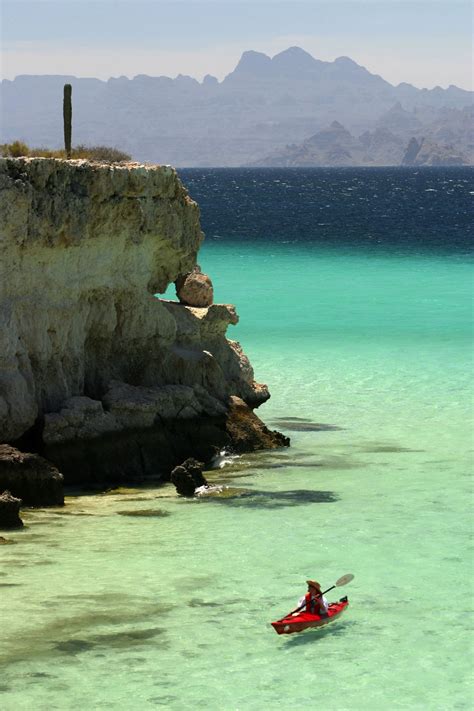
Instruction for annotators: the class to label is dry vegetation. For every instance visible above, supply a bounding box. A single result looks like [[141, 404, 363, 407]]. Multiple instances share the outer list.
[[0, 141, 132, 162]]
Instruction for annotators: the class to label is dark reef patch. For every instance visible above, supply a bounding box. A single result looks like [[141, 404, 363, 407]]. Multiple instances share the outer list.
[[116, 509, 171, 518], [89, 627, 164, 648], [148, 697, 177, 706], [0, 536, 16, 544], [1, 601, 172, 665], [361, 445, 425, 453], [54, 639, 96, 654], [201, 488, 338, 509], [188, 598, 220, 608], [188, 597, 244, 608], [28, 672, 54, 679]]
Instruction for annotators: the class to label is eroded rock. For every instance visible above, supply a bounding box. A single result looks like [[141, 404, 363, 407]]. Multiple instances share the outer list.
[[0, 445, 64, 506], [0, 490, 23, 529], [171, 458, 208, 497], [225, 397, 290, 453]]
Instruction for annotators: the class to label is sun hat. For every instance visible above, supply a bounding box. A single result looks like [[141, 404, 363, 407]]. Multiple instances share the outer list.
[[306, 580, 321, 591]]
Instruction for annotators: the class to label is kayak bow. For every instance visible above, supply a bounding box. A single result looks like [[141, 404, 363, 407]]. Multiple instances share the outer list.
[[271, 596, 349, 635]]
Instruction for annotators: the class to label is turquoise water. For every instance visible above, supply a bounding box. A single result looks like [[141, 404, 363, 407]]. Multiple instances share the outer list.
[[1, 173, 473, 710]]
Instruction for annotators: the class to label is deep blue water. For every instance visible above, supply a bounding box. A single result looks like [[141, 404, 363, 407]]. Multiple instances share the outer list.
[[178, 167, 473, 254]]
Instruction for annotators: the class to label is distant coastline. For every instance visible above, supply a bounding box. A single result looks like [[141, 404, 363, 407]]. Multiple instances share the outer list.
[[1, 47, 472, 167]]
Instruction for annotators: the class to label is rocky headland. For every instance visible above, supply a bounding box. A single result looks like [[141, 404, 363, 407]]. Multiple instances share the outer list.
[[250, 113, 473, 167], [0, 158, 287, 523]]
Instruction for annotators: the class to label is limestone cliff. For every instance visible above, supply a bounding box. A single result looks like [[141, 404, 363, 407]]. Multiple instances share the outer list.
[[0, 158, 286, 486]]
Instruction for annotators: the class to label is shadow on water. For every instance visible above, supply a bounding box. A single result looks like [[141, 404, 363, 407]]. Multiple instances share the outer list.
[[198, 488, 338, 509], [270, 418, 344, 432], [281, 620, 355, 648]]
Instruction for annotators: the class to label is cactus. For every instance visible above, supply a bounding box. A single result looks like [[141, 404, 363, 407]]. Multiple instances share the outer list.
[[63, 84, 72, 157]]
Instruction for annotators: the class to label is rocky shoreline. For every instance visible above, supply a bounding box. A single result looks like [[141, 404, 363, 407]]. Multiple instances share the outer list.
[[0, 158, 288, 527]]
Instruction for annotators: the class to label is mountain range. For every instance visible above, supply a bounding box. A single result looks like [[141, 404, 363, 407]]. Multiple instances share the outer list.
[[1, 47, 472, 166]]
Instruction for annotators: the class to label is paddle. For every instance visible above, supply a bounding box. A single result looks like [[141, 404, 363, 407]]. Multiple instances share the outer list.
[[278, 573, 354, 620], [320, 573, 354, 599]]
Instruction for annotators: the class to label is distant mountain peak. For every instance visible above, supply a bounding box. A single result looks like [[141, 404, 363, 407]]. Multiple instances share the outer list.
[[330, 120, 345, 129], [202, 74, 218, 86], [233, 50, 272, 74], [272, 46, 316, 62], [334, 56, 358, 66], [227, 46, 323, 80], [271, 46, 323, 73]]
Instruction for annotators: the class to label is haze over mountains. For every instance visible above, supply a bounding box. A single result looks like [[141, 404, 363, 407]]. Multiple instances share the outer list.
[[1, 47, 472, 166]]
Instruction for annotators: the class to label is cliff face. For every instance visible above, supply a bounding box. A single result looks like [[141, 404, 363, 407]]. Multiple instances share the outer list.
[[0, 158, 281, 484]]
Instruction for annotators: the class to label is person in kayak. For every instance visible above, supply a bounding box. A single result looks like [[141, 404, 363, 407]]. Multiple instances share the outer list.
[[292, 580, 329, 616]]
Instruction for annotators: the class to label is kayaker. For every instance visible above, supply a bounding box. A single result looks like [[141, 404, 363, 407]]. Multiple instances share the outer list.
[[293, 580, 329, 616]]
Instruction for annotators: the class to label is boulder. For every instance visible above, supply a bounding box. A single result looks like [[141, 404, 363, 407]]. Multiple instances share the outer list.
[[0, 445, 64, 506], [175, 265, 214, 307], [171, 457, 208, 496], [0, 490, 23, 529]]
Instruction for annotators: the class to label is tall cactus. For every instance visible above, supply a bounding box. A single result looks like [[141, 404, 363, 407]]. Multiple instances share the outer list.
[[63, 84, 72, 158]]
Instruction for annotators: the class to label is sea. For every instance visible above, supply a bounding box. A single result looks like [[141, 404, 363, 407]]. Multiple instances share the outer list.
[[1, 167, 473, 710]]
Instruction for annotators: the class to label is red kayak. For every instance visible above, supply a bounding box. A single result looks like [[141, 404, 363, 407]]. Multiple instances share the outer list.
[[271, 597, 349, 635]]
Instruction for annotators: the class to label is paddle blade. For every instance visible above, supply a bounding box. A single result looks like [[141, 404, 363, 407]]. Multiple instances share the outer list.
[[336, 573, 354, 587]]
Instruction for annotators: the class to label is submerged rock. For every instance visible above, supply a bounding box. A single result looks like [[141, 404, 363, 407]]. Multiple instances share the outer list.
[[0, 490, 23, 529]]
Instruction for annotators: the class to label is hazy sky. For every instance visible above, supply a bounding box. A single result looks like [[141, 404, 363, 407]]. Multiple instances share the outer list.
[[1, 0, 472, 89]]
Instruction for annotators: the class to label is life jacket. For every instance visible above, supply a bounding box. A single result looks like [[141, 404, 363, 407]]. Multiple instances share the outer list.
[[304, 592, 320, 614]]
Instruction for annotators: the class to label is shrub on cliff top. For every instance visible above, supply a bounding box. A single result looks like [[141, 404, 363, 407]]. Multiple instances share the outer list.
[[0, 141, 132, 163], [72, 145, 132, 162], [0, 140, 30, 157]]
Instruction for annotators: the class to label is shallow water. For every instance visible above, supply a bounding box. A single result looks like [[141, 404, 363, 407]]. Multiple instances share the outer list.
[[1, 168, 473, 710]]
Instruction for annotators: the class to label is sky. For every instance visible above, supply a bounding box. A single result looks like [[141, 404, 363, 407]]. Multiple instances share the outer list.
[[1, 0, 472, 90]]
